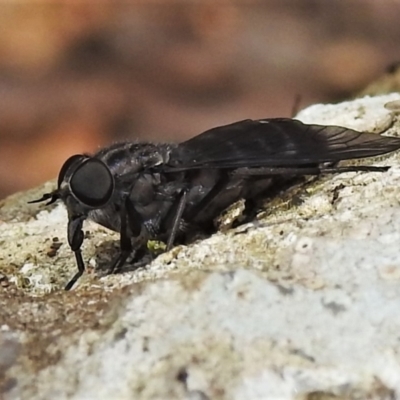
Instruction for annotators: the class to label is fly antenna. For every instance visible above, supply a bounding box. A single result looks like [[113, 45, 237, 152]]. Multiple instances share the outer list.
[[28, 192, 59, 206]]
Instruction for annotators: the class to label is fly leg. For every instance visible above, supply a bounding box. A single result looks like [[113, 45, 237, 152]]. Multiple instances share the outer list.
[[166, 190, 188, 251], [159, 174, 232, 248], [106, 200, 132, 275], [184, 172, 231, 222], [232, 164, 389, 225], [106, 195, 148, 275], [178, 172, 243, 243], [319, 165, 389, 173], [233, 165, 389, 177]]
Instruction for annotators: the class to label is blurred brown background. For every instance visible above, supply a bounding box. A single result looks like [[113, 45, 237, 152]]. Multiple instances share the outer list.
[[0, 1, 399, 198]]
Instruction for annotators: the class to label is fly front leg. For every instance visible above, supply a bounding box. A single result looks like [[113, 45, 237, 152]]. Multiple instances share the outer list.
[[107, 206, 132, 275], [107, 195, 148, 275]]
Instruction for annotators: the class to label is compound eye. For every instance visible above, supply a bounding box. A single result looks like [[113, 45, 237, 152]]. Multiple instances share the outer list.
[[58, 155, 85, 188], [70, 159, 114, 207]]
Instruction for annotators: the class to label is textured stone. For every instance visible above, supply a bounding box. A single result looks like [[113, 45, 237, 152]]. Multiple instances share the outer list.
[[2, 93, 400, 399]]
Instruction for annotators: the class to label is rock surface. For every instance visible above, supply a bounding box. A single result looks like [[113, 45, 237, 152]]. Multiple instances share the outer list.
[[2, 93, 400, 399]]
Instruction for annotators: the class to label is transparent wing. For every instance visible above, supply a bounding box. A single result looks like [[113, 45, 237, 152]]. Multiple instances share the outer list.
[[166, 118, 400, 170]]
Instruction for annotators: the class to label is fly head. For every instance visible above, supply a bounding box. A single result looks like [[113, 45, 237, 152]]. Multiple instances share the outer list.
[[30, 154, 115, 209], [30, 154, 116, 290]]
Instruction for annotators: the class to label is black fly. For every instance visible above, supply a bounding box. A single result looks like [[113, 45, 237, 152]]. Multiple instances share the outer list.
[[30, 118, 400, 290]]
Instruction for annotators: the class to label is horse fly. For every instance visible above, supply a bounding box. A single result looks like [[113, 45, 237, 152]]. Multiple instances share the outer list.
[[30, 118, 400, 290]]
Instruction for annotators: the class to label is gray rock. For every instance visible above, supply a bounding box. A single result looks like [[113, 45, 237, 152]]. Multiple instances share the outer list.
[[1, 94, 400, 399]]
